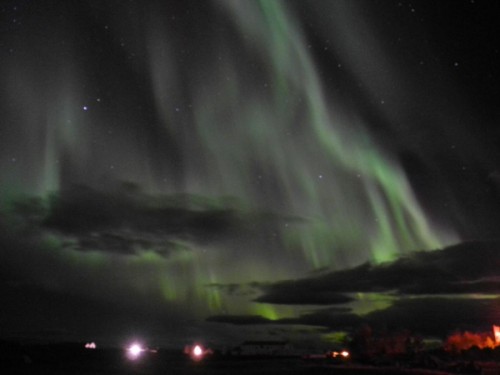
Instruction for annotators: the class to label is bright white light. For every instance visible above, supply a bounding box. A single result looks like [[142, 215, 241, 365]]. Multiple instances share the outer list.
[[128, 344, 142, 357], [193, 345, 203, 357], [341, 350, 349, 358]]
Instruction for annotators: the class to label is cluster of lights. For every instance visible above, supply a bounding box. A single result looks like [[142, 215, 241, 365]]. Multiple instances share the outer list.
[[330, 350, 350, 358], [84, 342, 96, 349]]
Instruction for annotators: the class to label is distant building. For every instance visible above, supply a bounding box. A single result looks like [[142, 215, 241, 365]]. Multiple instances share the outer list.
[[231, 341, 293, 357]]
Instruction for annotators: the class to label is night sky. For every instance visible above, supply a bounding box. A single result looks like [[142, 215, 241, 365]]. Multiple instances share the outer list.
[[1, 0, 500, 348]]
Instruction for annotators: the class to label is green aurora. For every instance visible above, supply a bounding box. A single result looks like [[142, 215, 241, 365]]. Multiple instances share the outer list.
[[5, 0, 496, 346]]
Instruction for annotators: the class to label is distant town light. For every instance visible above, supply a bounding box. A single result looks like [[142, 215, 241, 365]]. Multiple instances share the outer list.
[[185, 343, 213, 361], [193, 345, 203, 357], [331, 350, 350, 358], [127, 343, 144, 359], [85, 342, 96, 349], [129, 344, 142, 355], [494, 325, 500, 344]]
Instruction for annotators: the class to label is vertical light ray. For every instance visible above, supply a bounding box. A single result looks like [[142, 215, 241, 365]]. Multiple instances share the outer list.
[[210, 0, 452, 269]]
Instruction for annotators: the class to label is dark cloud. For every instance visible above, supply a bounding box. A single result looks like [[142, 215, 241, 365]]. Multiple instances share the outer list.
[[205, 242, 500, 338], [206, 282, 353, 305], [44, 184, 244, 239], [254, 289, 353, 305], [206, 283, 261, 297], [74, 231, 188, 256], [206, 315, 275, 325], [255, 241, 500, 305], [5, 183, 297, 257]]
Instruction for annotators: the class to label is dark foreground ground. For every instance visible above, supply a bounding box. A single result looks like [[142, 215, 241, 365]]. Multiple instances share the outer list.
[[0, 346, 454, 375]]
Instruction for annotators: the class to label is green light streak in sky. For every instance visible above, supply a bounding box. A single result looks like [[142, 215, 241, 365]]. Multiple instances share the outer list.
[[160, 276, 178, 302], [42, 78, 87, 193], [212, 0, 450, 269], [206, 270, 223, 313]]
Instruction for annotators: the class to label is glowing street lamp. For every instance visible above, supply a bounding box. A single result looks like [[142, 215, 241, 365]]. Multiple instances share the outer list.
[[193, 345, 203, 358], [130, 344, 142, 356], [127, 343, 144, 359], [184, 343, 212, 361]]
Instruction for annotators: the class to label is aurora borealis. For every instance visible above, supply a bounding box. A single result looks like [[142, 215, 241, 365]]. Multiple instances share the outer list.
[[1, 0, 500, 347]]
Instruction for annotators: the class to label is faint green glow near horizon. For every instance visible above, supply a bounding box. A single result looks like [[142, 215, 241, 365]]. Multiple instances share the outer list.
[[353, 293, 395, 316], [251, 303, 297, 321], [321, 331, 349, 344]]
